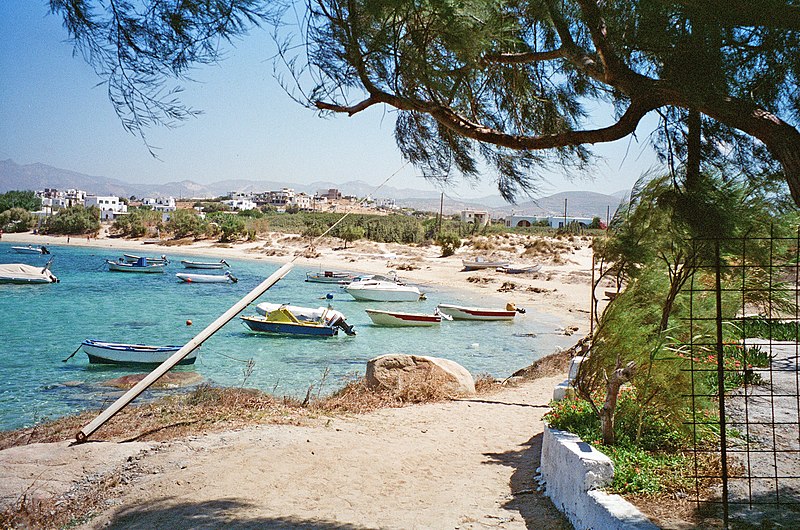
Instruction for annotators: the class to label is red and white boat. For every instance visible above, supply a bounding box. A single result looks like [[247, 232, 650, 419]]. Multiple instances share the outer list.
[[435, 303, 524, 321], [365, 308, 450, 327]]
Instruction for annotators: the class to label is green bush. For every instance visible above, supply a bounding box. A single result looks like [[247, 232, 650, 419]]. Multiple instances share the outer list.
[[166, 209, 206, 239], [0, 207, 36, 232], [436, 232, 462, 256], [44, 205, 100, 235], [0, 190, 41, 213]]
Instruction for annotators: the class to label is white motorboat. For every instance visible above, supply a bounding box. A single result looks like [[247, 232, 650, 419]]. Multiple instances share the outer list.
[[462, 257, 510, 270], [176, 271, 238, 283], [436, 303, 524, 321], [106, 257, 166, 273], [365, 308, 449, 327], [344, 274, 422, 302], [305, 270, 357, 284], [180, 259, 230, 269], [0, 261, 58, 284], [11, 245, 50, 255], [80, 339, 197, 365]]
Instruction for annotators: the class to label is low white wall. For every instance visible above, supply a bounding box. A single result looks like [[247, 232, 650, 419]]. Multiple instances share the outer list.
[[541, 427, 658, 530]]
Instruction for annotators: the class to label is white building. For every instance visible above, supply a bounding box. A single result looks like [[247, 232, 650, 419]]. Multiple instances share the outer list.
[[142, 196, 177, 222], [460, 209, 490, 227], [84, 195, 128, 220], [222, 198, 257, 211], [35, 188, 88, 214], [290, 193, 314, 211], [269, 188, 295, 207], [376, 197, 398, 210]]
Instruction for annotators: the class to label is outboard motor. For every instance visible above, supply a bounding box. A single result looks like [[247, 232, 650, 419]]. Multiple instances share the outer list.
[[506, 302, 526, 314], [331, 315, 356, 336], [41, 246, 50, 254]]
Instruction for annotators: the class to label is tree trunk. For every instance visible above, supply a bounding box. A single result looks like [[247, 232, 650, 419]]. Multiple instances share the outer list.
[[600, 361, 636, 445]]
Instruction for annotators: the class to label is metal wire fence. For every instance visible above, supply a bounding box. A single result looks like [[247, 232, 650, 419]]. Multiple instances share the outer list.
[[682, 232, 800, 527]]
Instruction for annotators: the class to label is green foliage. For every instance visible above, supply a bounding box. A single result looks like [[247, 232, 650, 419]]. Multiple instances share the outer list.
[[435, 232, 461, 257], [166, 209, 205, 239], [237, 208, 263, 219], [336, 224, 365, 248], [0, 190, 40, 213], [111, 207, 161, 237], [216, 214, 247, 242], [43, 205, 100, 235], [0, 208, 36, 233], [737, 316, 800, 341]]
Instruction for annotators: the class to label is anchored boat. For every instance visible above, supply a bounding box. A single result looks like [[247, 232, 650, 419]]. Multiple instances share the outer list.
[[80, 339, 197, 365], [241, 302, 356, 336], [176, 271, 238, 283], [436, 303, 524, 321], [106, 257, 166, 273], [365, 308, 450, 327], [180, 259, 229, 269], [0, 261, 58, 284]]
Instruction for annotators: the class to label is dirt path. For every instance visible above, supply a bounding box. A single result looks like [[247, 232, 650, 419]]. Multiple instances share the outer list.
[[6, 374, 566, 529]]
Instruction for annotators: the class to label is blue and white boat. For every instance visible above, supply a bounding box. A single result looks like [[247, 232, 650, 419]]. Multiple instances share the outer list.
[[11, 245, 50, 255], [80, 339, 197, 365], [241, 303, 356, 337], [106, 256, 166, 273]]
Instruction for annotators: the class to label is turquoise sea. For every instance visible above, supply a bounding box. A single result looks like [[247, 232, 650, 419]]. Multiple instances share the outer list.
[[0, 242, 574, 431]]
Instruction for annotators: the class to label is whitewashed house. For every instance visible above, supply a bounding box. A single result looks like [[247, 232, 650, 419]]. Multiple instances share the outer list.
[[460, 209, 490, 227], [142, 196, 177, 222], [84, 195, 128, 220]]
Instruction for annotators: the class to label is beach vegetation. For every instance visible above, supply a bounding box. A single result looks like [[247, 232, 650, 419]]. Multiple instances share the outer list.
[[436, 232, 461, 257], [0, 190, 40, 213], [43, 205, 101, 235], [335, 224, 365, 249], [211, 213, 247, 242], [165, 209, 206, 239], [0, 207, 36, 233]]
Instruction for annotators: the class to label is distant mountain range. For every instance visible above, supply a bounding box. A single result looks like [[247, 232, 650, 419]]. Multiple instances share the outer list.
[[0, 159, 627, 218]]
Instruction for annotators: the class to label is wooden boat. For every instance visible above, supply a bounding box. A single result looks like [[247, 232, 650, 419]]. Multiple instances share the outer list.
[[496, 264, 542, 274], [11, 245, 50, 255], [462, 257, 510, 271], [0, 261, 58, 284], [176, 271, 238, 283], [180, 259, 230, 269], [365, 308, 450, 327], [80, 338, 197, 365], [436, 303, 524, 321], [242, 303, 356, 336], [305, 270, 357, 284], [123, 253, 169, 265], [344, 274, 422, 302], [106, 257, 166, 273]]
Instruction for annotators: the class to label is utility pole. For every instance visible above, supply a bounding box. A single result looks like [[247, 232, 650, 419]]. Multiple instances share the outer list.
[[563, 198, 568, 228], [437, 192, 444, 238]]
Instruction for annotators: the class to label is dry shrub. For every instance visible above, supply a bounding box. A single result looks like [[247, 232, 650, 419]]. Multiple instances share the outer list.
[[161, 237, 195, 246], [467, 275, 493, 284], [498, 281, 517, 292], [296, 248, 320, 258], [260, 247, 288, 256], [469, 236, 496, 251], [474, 373, 501, 394], [313, 374, 455, 413], [395, 262, 419, 271]]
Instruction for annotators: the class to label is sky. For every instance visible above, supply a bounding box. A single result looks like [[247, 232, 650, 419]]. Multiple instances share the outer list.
[[0, 2, 663, 201]]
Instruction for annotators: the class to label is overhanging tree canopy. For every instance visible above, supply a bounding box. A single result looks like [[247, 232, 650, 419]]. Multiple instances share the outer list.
[[51, 0, 800, 204]]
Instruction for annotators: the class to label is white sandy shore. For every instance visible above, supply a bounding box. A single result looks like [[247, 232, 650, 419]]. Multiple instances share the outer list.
[[0, 229, 599, 527]]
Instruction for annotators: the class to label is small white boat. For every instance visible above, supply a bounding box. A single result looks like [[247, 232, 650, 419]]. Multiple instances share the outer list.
[[180, 259, 229, 269], [436, 303, 524, 321], [496, 264, 542, 274], [462, 257, 510, 271], [305, 270, 357, 284], [80, 338, 197, 365], [106, 257, 166, 273], [11, 245, 50, 255], [365, 308, 450, 327], [123, 253, 169, 265], [0, 261, 58, 284], [176, 271, 238, 283], [344, 274, 422, 302]]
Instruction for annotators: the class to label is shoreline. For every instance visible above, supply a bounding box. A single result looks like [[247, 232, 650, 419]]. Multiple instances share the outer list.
[[2, 230, 596, 333]]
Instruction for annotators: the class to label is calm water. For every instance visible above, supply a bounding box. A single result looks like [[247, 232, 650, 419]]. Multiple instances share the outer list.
[[0, 242, 574, 431]]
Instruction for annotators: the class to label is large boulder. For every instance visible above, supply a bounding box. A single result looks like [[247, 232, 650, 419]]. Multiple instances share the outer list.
[[366, 354, 476, 397]]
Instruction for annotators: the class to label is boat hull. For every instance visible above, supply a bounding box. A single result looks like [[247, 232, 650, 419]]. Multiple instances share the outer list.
[[436, 304, 517, 321], [107, 260, 165, 273], [176, 273, 235, 283], [462, 259, 510, 271], [365, 309, 441, 326], [240, 315, 337, 336], [0, 263, 58, 284], [344, 281, 422, 301], [181, 260, 228, 269], [81, 340, 196, 365], [11, 246, 46, 255], [305, 271, 356, 284], [123, 254, 168, 265]]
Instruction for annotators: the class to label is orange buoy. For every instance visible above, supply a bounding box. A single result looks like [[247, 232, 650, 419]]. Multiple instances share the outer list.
[[186, 320, 192, 326]]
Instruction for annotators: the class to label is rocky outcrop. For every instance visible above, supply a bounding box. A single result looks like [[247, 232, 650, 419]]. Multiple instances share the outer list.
[[101, 371, 203, 389], [366, 354, 476, 397]]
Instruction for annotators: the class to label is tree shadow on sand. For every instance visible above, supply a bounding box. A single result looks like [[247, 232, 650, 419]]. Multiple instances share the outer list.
[[101, 498, 370, 529], [482, 432, 572, 530]]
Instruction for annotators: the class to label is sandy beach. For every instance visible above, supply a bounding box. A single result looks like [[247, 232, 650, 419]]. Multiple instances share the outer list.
[[0, 229, 597, 528]]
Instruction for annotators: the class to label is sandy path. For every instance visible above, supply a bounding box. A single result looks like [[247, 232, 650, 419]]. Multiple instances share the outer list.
[[30, 374, 567, 529]]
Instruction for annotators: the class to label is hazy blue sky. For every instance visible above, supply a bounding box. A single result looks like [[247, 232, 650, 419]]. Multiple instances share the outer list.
[[0, 2, 663, 200]]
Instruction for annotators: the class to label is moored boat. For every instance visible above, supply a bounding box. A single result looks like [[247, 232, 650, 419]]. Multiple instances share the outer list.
[[0, 261, 59, 284], [176, 271, 238, 283], [180, 259, 230, 269], [80, 338, 197, 365], [436, 303, 524, 321], [462, 257, 510, 271], [344, 274, 422, 302], [106, 257, 166, 273], [242, 303, 356, 336], [496, 264, 542, 274], [364, 308, 449, 327], [123, 253, 169, 265], [11, 245, 50, 255], [305, 270, 357, 284]]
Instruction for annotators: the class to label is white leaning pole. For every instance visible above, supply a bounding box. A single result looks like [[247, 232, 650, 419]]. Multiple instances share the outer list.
[[75, 262, 295, 443]]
